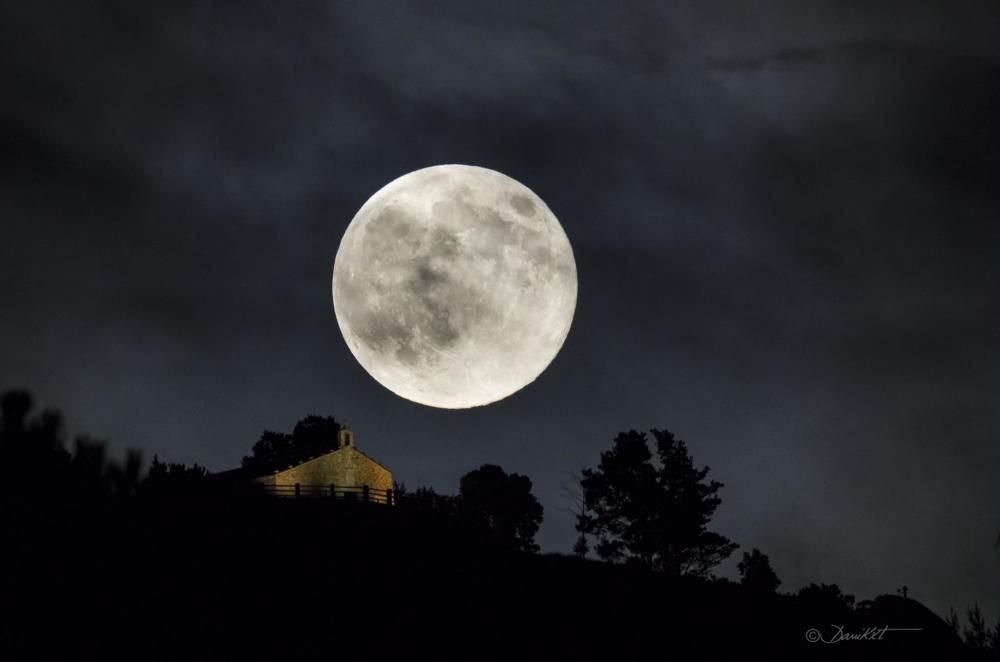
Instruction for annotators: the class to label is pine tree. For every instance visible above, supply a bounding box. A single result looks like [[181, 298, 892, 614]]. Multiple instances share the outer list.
[[576, 428, 737, 576], [738, 548, 782, 593]]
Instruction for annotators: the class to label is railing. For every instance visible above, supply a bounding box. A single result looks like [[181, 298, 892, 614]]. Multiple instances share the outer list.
[[260, 483, 395, 505]]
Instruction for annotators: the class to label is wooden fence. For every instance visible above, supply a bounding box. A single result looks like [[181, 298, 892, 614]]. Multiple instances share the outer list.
[[260, 483, 395, 505]]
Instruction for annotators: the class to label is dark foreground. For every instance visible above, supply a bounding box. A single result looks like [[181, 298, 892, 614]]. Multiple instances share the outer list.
[[1, 488, 969, 661]]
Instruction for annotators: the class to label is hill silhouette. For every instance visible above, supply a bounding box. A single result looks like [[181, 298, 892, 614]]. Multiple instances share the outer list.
[[0, 389, 990, 660]]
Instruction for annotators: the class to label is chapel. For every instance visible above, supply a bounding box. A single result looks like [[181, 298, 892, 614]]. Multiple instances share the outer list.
[[253, 426, 393, 501]]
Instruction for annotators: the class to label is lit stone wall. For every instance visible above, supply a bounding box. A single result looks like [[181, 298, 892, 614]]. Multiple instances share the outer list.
[[255, 446, 392, 494]]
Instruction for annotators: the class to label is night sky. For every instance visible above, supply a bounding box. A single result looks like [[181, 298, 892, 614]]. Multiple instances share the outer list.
[[2, 1, 998, 621]]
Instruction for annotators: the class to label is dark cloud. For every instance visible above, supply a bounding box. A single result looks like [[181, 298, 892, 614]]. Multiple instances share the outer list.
[[2, 0, 998, 622]]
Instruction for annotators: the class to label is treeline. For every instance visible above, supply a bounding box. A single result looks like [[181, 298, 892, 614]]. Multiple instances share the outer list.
[[1, 388, 996, 660]]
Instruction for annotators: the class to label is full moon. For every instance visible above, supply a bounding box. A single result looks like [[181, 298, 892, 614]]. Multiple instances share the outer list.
[[332, 164, 578, 409]]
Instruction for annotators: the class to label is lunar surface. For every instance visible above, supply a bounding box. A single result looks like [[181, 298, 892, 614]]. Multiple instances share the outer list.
[[332, 164, 578, 409]]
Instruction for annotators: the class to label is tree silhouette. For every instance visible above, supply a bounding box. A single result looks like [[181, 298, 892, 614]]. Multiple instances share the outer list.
[[1, 389, 146, 501], [948, 606, 962, 636], [1, 390, 70, 503], [951, 602, 1000, 658], [105, 449, 143, 497], [1, 390, 34, 437], [989, 614, 1000, 656], [458, 464, 543, 553], [557, 469, 590, 558], [797, 583, 856, 617], [1, 390, 70, 470], [142, 455, 209, 493], [576, 428, 737, 576], [405, 485, 455, 510], [290, 415, 342, 459], [240, 415, 341, 475], [738, 548, 781, 593], [241, 430, 293, 474], [964, 603, 988, 650]]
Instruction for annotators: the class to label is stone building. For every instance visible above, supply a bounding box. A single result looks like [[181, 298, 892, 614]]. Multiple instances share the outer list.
[[253, 427, 393, 501]]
